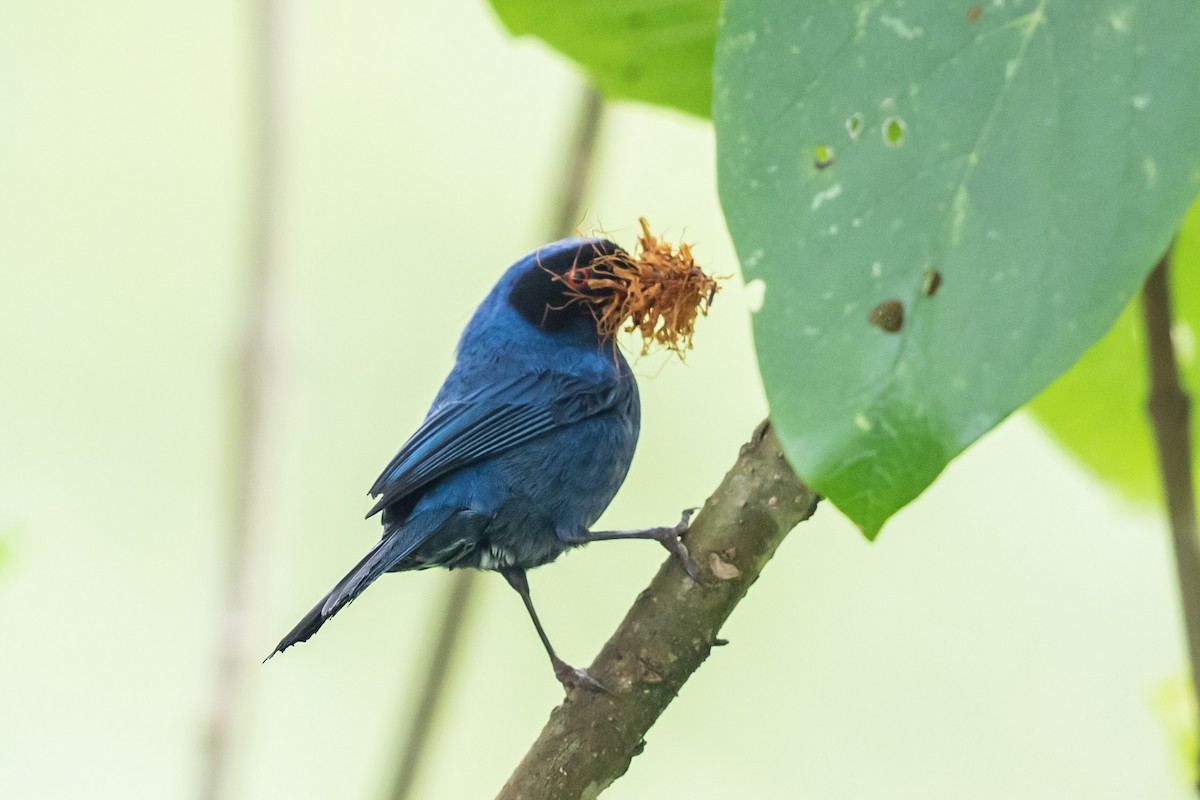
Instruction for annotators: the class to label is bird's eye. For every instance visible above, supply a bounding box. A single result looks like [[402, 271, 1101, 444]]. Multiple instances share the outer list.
[[564, 267, 590, 290]]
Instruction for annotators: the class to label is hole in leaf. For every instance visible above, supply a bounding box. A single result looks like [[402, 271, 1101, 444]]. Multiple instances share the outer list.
[[869, 299, 905, 333], [846, 112, 864, 140], [967, 5, 982, 22], [813, 144, 835, 169], [882, 116, 906, 146], [922, 270, 943, 297]]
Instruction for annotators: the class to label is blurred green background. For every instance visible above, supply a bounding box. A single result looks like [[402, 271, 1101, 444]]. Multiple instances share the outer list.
[[0, 1, 1191, 798]]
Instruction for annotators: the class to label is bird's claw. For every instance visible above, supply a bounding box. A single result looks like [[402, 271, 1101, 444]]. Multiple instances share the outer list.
[[673, 541, 702, 582], [658, 508, 701, 582], [553, 659, 607, 694]]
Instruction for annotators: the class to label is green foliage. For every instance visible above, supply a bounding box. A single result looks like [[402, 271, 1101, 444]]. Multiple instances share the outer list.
[[713, 0, 1200, 536], [1031, 200, 1200, 500], [487, 0, 718, 118]]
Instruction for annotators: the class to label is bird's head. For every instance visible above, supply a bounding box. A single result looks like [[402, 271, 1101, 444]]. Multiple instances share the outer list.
[[507, 237, 627, 335], [507, 222, 720, 356]]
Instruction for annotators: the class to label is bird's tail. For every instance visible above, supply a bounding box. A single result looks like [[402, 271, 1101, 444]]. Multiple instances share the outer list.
[[265, 533, 416, 660]]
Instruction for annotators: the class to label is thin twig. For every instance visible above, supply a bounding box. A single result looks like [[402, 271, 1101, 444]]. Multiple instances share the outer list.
[[1141, 248, 1200, 794], [385, 574, 477, 800], [497, 422, 819, 799], [550, 87, 606, 239], [385, 84, 608, 800], [200, 2, 284, 798]]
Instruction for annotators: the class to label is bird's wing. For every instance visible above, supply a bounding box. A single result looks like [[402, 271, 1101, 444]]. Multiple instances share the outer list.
[[365, 369, 629, 519]]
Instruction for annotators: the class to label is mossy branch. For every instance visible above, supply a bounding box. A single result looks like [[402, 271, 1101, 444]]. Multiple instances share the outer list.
[[496, 421, 819, 800]]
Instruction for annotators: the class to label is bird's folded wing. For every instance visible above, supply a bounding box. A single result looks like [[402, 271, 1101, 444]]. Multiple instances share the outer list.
[[365, 370, 629, 519]]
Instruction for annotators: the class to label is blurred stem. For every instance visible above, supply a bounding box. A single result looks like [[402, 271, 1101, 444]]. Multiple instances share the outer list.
[[1142, 247, 1200, 795], [497, 422, 819, 799], [201, 1, 284, 799], [384, 573, 476, 800], [384, 85, 607, 800], [550, 87, 606, 238]]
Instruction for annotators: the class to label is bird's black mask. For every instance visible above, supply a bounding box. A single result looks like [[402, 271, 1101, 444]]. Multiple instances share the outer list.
[[507, 239, 626, 333]]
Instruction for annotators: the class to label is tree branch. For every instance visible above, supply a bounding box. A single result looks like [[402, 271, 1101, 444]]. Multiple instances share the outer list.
[[1141, 248, 1200, 794], [496, 421, 819, 799]]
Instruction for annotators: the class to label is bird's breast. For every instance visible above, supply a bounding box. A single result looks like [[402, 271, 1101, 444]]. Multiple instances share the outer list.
[[501, 405, 638, 529]]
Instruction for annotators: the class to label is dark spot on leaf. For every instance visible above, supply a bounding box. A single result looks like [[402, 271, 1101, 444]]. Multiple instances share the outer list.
[[967, 5, 982, 22], [869, 300, 905, 333], [813, 143, 835, 169], [922, 269, 943, 297]]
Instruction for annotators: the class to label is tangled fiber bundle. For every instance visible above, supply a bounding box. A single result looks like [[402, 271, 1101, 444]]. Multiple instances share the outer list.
[[569, 218, 720, 357]]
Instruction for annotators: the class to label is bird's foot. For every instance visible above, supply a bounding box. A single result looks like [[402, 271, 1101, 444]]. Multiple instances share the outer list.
[[553, 657, 607, 694], [654, 508, 701, 582], [574, 509, 702, 581]]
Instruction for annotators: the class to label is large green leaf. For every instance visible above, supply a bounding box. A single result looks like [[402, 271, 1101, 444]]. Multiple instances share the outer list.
[[714, 0, 1200, 536], [487, 0, 718, 118], [1030, 199, 1200, 500]]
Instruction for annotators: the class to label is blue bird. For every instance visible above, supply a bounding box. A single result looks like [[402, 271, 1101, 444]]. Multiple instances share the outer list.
[[268, 237, 696, 690]]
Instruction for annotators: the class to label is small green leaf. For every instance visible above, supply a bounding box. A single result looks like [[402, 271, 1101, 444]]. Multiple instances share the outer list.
[[488, 0, 719, 118], [1030, 198, 1200, 500], [714, 0, 1200, 536]]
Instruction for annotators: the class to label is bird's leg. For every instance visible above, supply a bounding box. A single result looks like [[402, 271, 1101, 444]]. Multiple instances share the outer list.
[[500, 568, 605, 694], [571, 508, 701, 581]]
